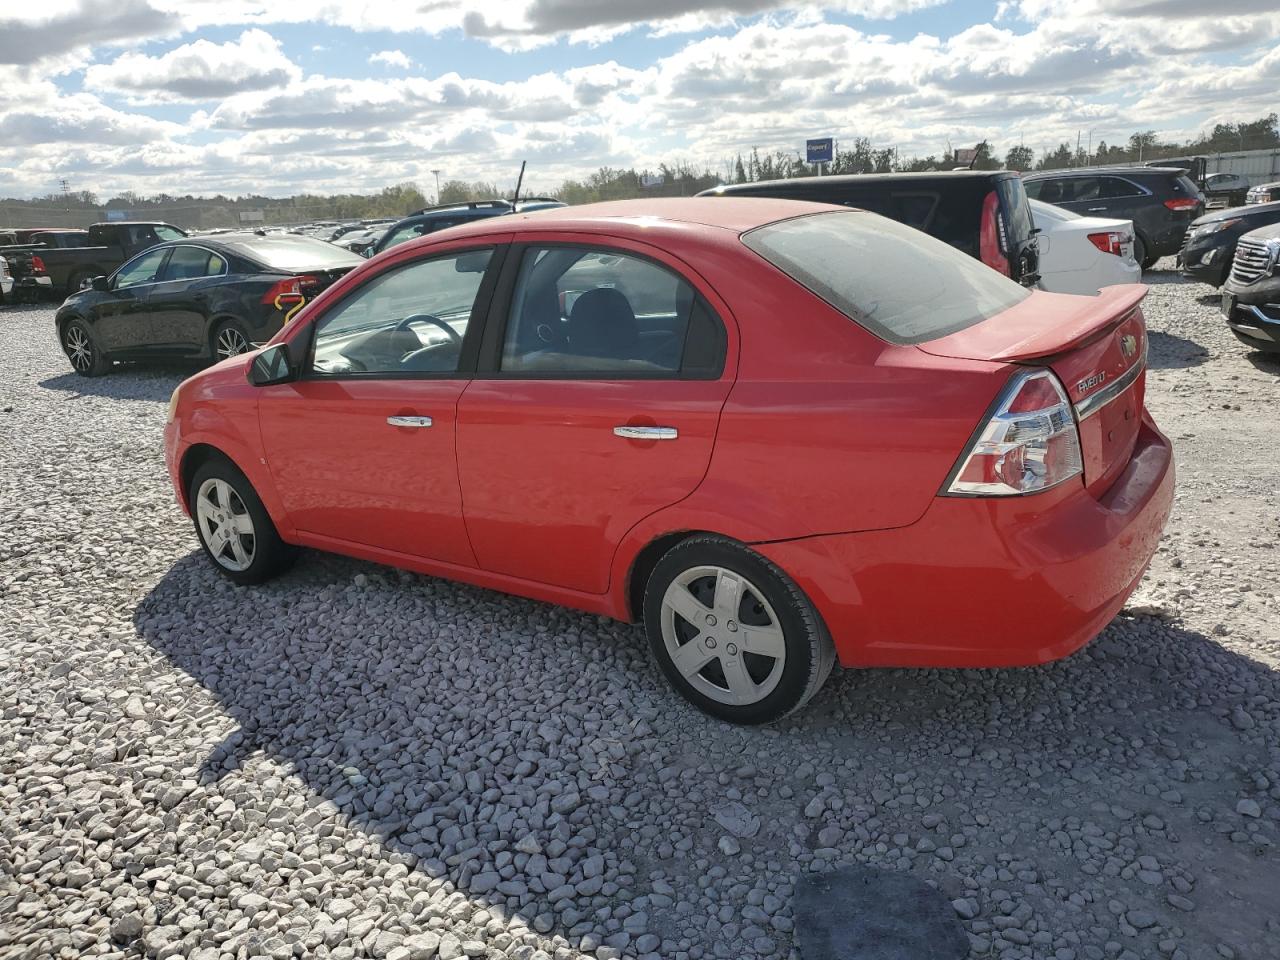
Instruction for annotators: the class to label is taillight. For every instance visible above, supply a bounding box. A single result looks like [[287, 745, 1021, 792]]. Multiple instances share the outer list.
[[979, 190, 1010, 277], [1163, 198, 1199, 211], [1087, 232, 1125, 256], [31, 255, 47, 274], [261, 277, 307, 309], [945, 369, 1083, 497]]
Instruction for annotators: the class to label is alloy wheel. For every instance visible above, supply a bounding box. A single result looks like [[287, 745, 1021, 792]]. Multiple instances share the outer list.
[[65, 326, 93, 372], [195, 478, 256, 572], [660, 565, 787, 706], [215, 326, 251, 359]]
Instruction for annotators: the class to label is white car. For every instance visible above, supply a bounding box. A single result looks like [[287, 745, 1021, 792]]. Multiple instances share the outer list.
[[1031, 199, 1142, 296]]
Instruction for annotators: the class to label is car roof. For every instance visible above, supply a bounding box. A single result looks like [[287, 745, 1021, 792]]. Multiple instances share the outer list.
[[708, 170, 1015, 194], [1026, 167, 1184, 179], [405, 197, 846, 245]]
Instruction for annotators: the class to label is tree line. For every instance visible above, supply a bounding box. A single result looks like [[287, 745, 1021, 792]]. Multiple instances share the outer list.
[[4, 114, 1276, 221]]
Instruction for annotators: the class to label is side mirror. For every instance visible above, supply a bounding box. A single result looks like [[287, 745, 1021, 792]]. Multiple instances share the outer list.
[[91, 276, 110, 292], [247, 343, 296, 386]]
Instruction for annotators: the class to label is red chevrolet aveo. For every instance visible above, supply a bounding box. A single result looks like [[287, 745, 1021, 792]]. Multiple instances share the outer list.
[[164, 198, 1174, 724]]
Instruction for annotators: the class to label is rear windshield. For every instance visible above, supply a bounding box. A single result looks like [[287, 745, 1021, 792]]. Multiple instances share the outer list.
[[995, 177, 1034, 246], [1172, 176, 1201, 198], [228, 238, 362, 271], [742, 211, 1031, 345]]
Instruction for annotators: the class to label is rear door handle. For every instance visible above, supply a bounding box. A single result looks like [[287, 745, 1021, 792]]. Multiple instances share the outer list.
[[614, 425, 677, 440], [1087, 206, 1107, 212], [387, 416, 433, 428]]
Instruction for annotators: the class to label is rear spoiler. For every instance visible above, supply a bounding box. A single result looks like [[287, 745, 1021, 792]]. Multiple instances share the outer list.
[[920, 284, 1148, 364]]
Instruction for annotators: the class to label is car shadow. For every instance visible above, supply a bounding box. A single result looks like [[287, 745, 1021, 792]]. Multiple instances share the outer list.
[[1146, 330, 1210, 370], [38, 363, 202, 403], [1245, 350, 1280, 375], [132, 549, 1280, 957]]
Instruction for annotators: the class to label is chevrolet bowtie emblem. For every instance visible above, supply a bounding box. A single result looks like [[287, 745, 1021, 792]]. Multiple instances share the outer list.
[[1120, 333, 1137, 359]]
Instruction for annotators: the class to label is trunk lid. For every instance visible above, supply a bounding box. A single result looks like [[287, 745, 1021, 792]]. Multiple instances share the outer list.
[[920, 284, 1148, 496]]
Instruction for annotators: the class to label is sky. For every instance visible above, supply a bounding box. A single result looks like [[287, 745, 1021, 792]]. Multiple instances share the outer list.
[[1, 0, 1278, 201]]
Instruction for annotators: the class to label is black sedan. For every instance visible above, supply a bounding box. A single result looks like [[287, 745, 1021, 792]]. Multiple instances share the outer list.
[[1179, 201, 1280, 286], [56, 233, 363, 376]]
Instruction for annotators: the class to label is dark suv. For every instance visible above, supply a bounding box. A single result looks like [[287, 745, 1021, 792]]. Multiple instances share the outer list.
[[1220, 222, 1280, 353], [1023, 167, 1203, 269], [372, 198, 565, 256], [699, 171, 1040, 286]]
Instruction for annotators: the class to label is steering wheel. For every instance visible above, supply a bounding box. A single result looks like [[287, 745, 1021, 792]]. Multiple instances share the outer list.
[[394, 313, 462, 345]]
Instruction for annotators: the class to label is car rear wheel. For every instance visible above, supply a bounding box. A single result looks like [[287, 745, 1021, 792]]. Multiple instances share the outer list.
[[67, 270, 92, 297], [63, 319, 109, 377], [190, 457, 296, 585], [643, 535, 836, 724], [1133, 235, 1149, 272], [212, 321, 252, 361]]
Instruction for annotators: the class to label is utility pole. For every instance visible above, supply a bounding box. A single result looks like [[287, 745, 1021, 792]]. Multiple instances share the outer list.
[[432, 170, 442, 204]]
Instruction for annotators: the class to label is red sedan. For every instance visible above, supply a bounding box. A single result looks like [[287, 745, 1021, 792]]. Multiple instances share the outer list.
[[164, 198, 1174, 724]]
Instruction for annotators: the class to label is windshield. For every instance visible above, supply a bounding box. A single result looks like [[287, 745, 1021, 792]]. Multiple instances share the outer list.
[[229, 237, 362, 271], [742, 211, 1031, 345]]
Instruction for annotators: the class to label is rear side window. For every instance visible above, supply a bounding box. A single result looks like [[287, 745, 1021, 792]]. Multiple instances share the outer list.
[[162, 246, 224, 281], [1100, 177, 1144, 199], [742, 211, 1030, 345], [500, 246, 724, 377]]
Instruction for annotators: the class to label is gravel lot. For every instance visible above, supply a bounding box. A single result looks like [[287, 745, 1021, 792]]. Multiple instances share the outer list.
[[3, 262, 1279, 960]]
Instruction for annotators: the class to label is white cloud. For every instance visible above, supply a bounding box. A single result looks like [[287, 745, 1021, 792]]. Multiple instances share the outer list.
[[84, 29, 300, 103], [0, 0, 181, 66], [370, 49, 413, 69]]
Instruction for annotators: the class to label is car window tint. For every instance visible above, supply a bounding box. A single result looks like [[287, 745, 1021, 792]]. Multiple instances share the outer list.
[[1100, 177, 1143, 199], [890, 194, 937, 229], [383, 222, 426, 250], [501, 247, 701, 376], [310, 249, 493, 376], [113, 248, 169, 288], [161, 246, 213, 281], [742, 210, 1030, 346], [208, 253, 226, 274], [1066, 177, 1101, 202]]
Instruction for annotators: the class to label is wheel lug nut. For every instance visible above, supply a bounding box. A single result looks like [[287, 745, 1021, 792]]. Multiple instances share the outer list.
[[726, 620, 738, 632], [705, 637, 716, 649], [726, 643, 738, 655], [705, 614, 717, 627]]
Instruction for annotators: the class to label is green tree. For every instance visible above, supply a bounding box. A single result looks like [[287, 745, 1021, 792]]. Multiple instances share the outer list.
[[1004, 145, 1034, 171]]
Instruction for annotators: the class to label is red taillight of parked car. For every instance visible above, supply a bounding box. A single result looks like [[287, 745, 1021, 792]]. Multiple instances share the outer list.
[[1087, 232, 1125, 256], [979, 191, 1011, 278], [261, 275, 319, 309], [1163, 198, 1199, 211], [30, 255, 47, 274], [945, 369, 1082, 497]]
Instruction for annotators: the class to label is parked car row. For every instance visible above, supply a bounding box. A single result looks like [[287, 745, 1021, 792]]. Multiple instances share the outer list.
[[1, 221, 187, 298]]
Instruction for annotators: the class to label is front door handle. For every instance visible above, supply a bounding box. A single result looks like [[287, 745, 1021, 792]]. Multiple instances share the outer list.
[[1087, 206, 1106, 212], [614, 425, 677, 440], [387, 415, 433, 428]]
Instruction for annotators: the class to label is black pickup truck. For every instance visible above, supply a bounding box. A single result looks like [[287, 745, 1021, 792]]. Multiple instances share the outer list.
[[0, 221, 186, 298]]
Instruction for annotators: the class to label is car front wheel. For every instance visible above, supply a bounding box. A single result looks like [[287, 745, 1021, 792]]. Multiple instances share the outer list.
[[190, 457, 296, 585], [62, 319, 109, 377], [643, 535, 836, 724]]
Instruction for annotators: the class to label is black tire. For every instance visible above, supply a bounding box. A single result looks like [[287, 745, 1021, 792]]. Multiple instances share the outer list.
[[66, 270, 92, 298], [190, 456, 296, 585], [1133, 235, 1150, 272], [211, 319, 253, 362], [643, 535, 836, 724], [62, 318, 110, 377]]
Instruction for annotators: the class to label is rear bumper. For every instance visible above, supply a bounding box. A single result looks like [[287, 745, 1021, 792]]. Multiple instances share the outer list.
[[758, 412, 1175, 668]]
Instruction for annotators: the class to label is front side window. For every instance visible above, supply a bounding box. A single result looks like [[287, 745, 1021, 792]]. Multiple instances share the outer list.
[[500, 246, 723, 377], [310, 248, 492, 376], [743, 210, 1030, 345], [155, 225, 185, 242], [113, 248, 169, 288]]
